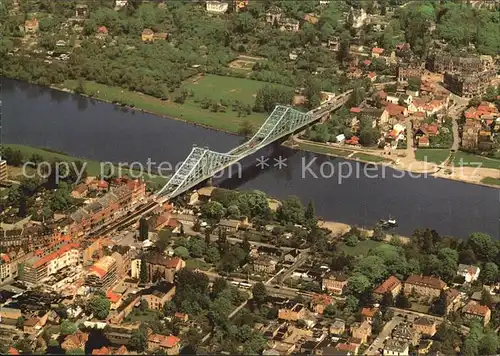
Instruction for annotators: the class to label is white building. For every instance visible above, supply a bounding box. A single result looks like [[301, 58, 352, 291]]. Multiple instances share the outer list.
[[46, 245, 80, 276], [457, 264, 480, 283], [350, 7, 367, 29], [206, 1, 229, 14], [115, 0, 127, 9]]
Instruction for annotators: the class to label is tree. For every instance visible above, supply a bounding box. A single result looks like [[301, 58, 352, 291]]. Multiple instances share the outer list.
[[188, 238, 206, 258], [238, 120, 253, 137], [252, 282, 268, 305], [60, 320, 77, 336], [381, 292, 394, 309], [174, 246, 190, 259], [407, 76, 421, 91], [480, 330, 499, 355], [138, 217, 149, 241], [344, 234, 359, 247], [211, 278, 228, 299], [201, 201, 226, 221], [372, 225, 386, 241], [304, 200, 316, 226], [348, 273, 371, 295], [468, 232, 498, 262], [276, 196, 304, 225], [431, 290, 447, 316], [480, 288, 493, 308], [74, 78, 86, 94], [129, 324, 148, 352], [253, 85, 293, 113], [16, 316, 24, 330], [88, 294, 111, 320], [480, 262, 498, 284], [139, 257, 148, 283], [204, 246, 221, 264], [395, 294, 412, 309]]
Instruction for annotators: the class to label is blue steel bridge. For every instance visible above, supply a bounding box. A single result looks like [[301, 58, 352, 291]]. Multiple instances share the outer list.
[[155, 90, 352, 202]]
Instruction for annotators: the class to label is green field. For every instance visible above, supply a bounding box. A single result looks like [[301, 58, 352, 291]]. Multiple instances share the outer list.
[[296, 142, 353, 157], [352, 152, 390, 163], [481, 177, 500, 186], [62, 74, 282, 133], [4, 144, 167, 186], [452, 151, 500, 169], [339, 239, 382, 256], [185, 258, 211, 270], [415, 149, 450, 165]]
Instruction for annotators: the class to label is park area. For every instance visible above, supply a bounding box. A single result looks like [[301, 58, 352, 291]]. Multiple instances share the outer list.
[[415, 149, 450, 165], [63, 74, 294, 133], [451, 151, 500, 170]]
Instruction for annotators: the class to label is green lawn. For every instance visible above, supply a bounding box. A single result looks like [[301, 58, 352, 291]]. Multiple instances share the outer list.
[[62, 75, 282, 133], [185, 258, 211, 270], [296, 142, 353, 157], [339, 239, 382, 256], [481, 177, 500, 186], [452, 151, 500, 169], [127, 308, 162, 323], [415, 149, 450, 165], [4, 144, 167, 186], [352, 152, 390, 163]]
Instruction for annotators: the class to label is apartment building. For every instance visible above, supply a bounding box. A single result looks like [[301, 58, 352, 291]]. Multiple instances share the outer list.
[[86, 255, 118, 291], [22, 240, 80, 285], [403, 275, 446, 298]]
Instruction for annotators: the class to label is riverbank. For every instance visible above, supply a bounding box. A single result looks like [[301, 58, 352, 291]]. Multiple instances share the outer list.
[[319, 220, 410, 244], [57, 77, 269, 135], [3, 144, 168, 188]]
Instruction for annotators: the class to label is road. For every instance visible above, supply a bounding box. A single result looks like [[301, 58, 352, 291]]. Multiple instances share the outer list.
[[364, 315, 404, 355], [447, 103, 467, 152]]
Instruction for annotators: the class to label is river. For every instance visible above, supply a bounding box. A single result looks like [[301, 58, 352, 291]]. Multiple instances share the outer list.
[[2, 78, 499, 238]]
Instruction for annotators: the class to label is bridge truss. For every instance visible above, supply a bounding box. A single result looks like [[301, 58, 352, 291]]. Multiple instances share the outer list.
[[156, 91, 351, 201]]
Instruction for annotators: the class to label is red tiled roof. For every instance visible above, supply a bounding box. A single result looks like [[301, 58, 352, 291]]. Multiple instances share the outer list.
[[405, 275, 446, 290], [97, 26, 108, 33], [418, 136, 429, 144], [350, 107, 362, 113], [463, 300, 490, 317], [372, 47, 384, 54], [386, 103, 406, 117], [8, 348, 19, 355], [337, 343, 358, 352], [361, 307, 379, 318], [445, 288, 460, 304], [149, 334, 180, 349], [363, 59, 372, 66], [368, 72, 376, 78], [165, 257, 182, 269], [92, 346, 111, 355], [1, 254, 10, 264], [89, 266, 107, 278], [374, 276, 401, 295], [311, 293, 333, 306], [377, 90, 387, 99], [106, 290, 121, 303], [33, 242, 79, 268], [166, 218, 179, 228]]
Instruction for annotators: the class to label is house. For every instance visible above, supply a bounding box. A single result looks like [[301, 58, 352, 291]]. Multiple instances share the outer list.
[[336, 342, 359, 355], [115, 0, 127, 9], [372, 47, 384, 58], [373, 276, 402, 299], [413, 317, 436, 337], [72, 183, 89, 199], [351, 320, 372, 344], [310, 294, 333, 314], [284, 249, 300, 263], [219, 219, 240, 233], [280, 18, 300, 32], [278, 302, 305, 321], [61, 330, 89, 351], [329, 319, 345, 336], [322, 271, 348, 295], [75, 4, 88, 17], [254, 256, 277, 274], [361, 307, 379, 324], [417, 135, 430, 148], [141, 29, 154, 42], [106, 290, 123, 310], [174, 312, 189, 322], [445, 288, 462, 314], [8, 348, 19, 355], [385, 103, 408, 118], [206, 1, 229, 14], [392, 322, 419, 346], [24, 316, 47, 334], [24, 18, 39, 33], [304, 13, 319, 25], [384, 338, 409, 356], [367, 72, 377, 82], [96, 26, 108, 40], [265, 5, 282, 25], [142, 283, 176, 310], [404, 275, 446, 298], [462, 300, 491, 326], [147, 334, 181, 354], [457, 264, 480, 283]]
